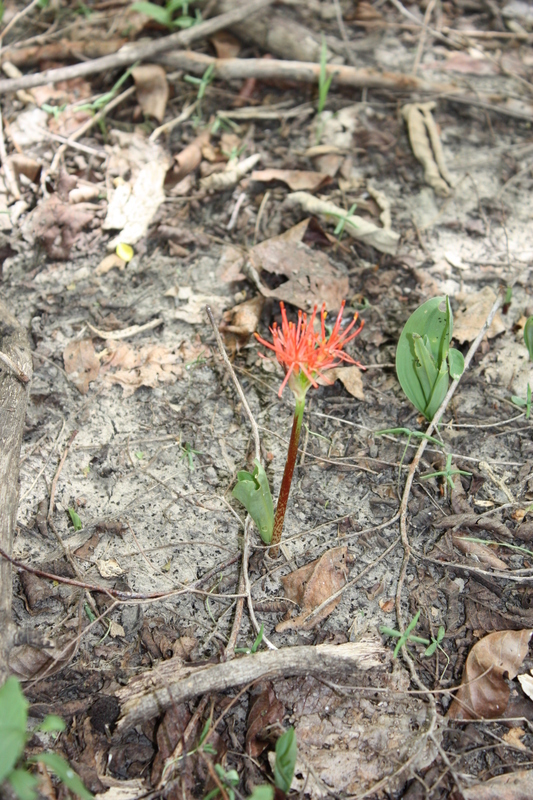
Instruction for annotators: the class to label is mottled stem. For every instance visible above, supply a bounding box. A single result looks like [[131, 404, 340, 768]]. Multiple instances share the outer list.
[[270, 397, 305, 557]]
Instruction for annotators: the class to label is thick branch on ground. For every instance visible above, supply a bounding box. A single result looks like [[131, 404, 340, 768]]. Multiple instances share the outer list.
[[159, 51, 458, 93], [116, 640, 387, 732], [0, 302, 32, 682], [0, 0, 275, 95]]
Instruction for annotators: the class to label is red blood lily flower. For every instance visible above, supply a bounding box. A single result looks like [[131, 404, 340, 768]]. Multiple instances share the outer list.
[[255, 301, 364, 399]]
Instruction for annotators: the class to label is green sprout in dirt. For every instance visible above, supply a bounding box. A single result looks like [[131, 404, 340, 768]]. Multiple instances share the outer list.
[[420, 452, 472, 491], [375, 426, 445, 490], [317, 37, 333, 116], [380, 610, 448, 671], [511, 382, 532, 419], [333, 203, 357, 243], [131, 0, 201, 29], [248, 727, 298, 800], [184, 63, 215, 122], [525, 315, 533, 362], [235, 624, 264, 655], [233, 302, 364, 555], [180, 441, 202, 470], [396, 296, 465, 421], [68, 507, 83, 530], [0, 677, 93, 800]]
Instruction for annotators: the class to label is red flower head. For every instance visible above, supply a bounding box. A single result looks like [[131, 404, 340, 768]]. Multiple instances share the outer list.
[[256, 301, 364, 399]]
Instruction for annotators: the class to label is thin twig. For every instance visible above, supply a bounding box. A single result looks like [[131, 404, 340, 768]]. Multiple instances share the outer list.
[[0, 0, 42, 44], [0, 0, 276, 94], [0, 349, 29, 382], [411, 0, 437, 76], [0, 104, 20, 200], [47, 430, 78, 519], [206, 305, 260, 462]]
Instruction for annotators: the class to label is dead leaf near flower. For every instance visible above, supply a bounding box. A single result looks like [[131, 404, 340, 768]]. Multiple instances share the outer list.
[[246, 681, 285, 757], [63, 339, 100, 394], [453, 287, 506, 344], [448, 629, 533, 720], [100, 340, 185, 397], [174, 289, 228, 325], [132, 64, 169, 123], [221, 295, 264, 352], [276, 546, 348, 632], [401, 102, 452, 197], [462, 769, 533, 800], [26, 194, 95, 260], [249, 218, 349, 311], [251, 168, 331, 192], [317, 366, 364, 400]]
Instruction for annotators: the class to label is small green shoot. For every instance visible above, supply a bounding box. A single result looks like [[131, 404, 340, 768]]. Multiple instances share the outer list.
[[511, 382, 532, 419], [180, 442, 202, 470], [76, 63, 138, 115], [41, 103, 66, 121], [380, 611, 447, 662], [68, 508, 83, 531], [333, 203, 357, 242], [420, 453, 472, 491], [0, 677, 92, 800], [375, 426, 445, 489], [232, 459, 274, 544], [135, 451, 144, 460], [131, 0, 200, 30], [204, 766, 239, 800], [524, 316, 533, 361], [317, 37, 333, 116], [235, 625, 264, 655], [396, 296, 465, 421], [184, 63, 215, 122]]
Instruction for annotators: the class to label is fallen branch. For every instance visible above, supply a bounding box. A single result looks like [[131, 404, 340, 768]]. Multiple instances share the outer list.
[[0, 0, 275, 95], [0, 301, 32, 682], [159, 50, 458, 94], [115, 639, 387, 732]]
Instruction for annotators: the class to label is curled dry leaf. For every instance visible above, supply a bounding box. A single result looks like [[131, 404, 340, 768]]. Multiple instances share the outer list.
[[251, 168, 331, 192], [221, 295, 264, 337], [317, 365, 364, 400], [27, 194, 95, 259], [249, 218, 349, 311], [453, 287, 506, 344], [452, 533, 508, 571], [246, 681, 285, 757], [200, 153, 261, 192], [276, 546, 348, 632], [63, 339, 100, 394], [132, 64, 169, 123], [448, 629, 533, 720], [462, 769, 533, 800], [401, 102, 453, 197], [284, 192, 399, 254], [210, 30, 241, 59]]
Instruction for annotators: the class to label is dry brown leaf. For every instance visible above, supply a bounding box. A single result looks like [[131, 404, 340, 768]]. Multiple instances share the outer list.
[[167, 129, 210, 186], [249, 219, 349, 311], [448, 629, 533, 720], [95, 253, 127, 276], [221, 295, 264, 337], [63, 339, 100, 394], [462, 769, 533, 800], [401, 102, 452, 197], [251, 168, 331, 192], [100, 340, 184, 397], [452, 533, 508, 570], [517, 672, 533, 701], [69, 184, 100, 203], [246, 681, 285, 757], [132, 64, 169, 123], [210, 30, 241, 59], [318, 366, 364, 400], [276, 546, 348, 632], [453, 287, 506, 344], [8, 153, 41, 184], [200, 153, 261, 192], [28, 194, 95, 260]]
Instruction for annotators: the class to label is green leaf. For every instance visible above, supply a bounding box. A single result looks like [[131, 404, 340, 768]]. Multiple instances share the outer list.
[[7, 768, 39, 800], [525, 316, 533, 362], [247, 787, 274, 800], [38, 715, 66, 733], [274, 727, 297, 794], [448, 348, 465, 380], [0, 677, 29, 782], [396, 296, 458, 420], [424, 642, 438, 657], [232, 459, 274, 544], [32, 753, 93, 800], [68, 508, 83, 530], [130, 1, 172, 26], [437, 626, 445, 643], [512, 395, 526, 407]]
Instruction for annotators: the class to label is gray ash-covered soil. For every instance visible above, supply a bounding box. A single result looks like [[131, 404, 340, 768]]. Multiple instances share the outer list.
[[1, 0, 533, 797]]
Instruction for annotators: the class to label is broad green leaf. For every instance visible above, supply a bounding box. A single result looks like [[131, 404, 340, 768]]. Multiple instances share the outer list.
[[525, 316, 533, 362], [32, 753, 93, 800], [424, 642, 438, 657], [130, 2, 172, 26], [247, 787, 274, 800], [7, 768, 39, 800], [0, 677, 28, 782], [448, 348, 465, 380], [274, 727, 297, 794], [232, 459, 274, 544], [38, 715, 66, 733], [396, 296, 458, 420]]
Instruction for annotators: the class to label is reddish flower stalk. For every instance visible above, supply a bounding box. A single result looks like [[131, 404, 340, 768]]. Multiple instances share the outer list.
[[256, 301, 364, 556]]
